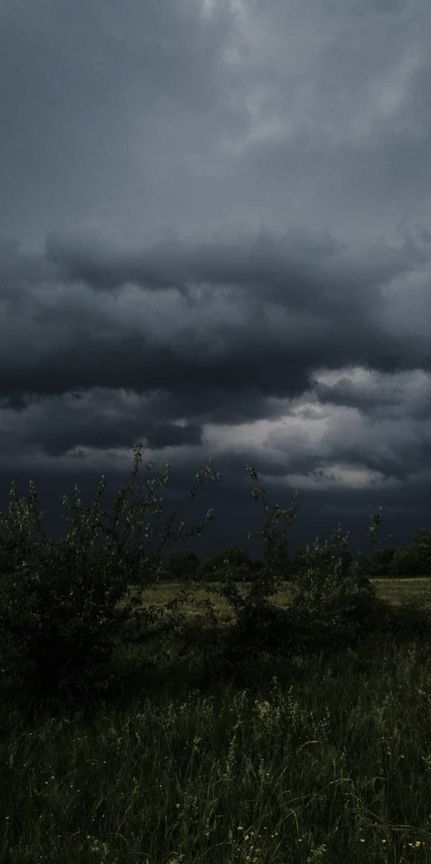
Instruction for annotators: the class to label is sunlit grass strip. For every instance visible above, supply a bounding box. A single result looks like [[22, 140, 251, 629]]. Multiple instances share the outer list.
[[137, 577, 431, 623]]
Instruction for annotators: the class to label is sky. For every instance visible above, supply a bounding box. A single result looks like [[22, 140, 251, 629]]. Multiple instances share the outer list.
[[1, 0, 431, 554]]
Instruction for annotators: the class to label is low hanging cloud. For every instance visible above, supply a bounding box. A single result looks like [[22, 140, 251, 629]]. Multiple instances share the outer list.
[[1, 228, 431, 512], [2, 0, 431, 547], [3, 230, 431, 416]]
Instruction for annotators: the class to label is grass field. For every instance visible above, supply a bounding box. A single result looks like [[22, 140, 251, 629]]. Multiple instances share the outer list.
[[372, 576, 431, 605], [138, 576, 431, 621], [2, 578, 431, 864]]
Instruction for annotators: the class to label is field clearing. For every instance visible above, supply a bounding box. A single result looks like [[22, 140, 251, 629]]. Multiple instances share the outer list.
[[372, 576, 431, 605], [139, 576, 431, 621], [3, 576, 431, 862], [4, 642, 431, 863]]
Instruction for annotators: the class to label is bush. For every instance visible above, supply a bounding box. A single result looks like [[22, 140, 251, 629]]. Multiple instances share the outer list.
[[0, 446, 219, 694], [158, 551, 199, 582], [219, 472, 384, 657], [287, 526, 383, 651], [218, 466, 298, 652], [195, 546, 262, 582], [385, 597, 431, 642]]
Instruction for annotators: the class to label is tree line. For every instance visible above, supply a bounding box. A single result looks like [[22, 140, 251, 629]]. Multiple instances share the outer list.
[[155, 529, 431, 582]]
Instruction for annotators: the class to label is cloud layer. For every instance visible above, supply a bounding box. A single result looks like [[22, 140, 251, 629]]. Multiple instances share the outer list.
[[1, 0, 431, 548]]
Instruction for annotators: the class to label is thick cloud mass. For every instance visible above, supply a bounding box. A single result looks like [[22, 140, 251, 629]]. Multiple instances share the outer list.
[[1, 0, 431, 549]]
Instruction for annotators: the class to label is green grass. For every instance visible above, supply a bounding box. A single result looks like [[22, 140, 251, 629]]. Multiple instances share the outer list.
[[372, 577, 431, 605], [3, 643, 431, 863], [2, 577, 431, 864], [139, 577, 431, 621]]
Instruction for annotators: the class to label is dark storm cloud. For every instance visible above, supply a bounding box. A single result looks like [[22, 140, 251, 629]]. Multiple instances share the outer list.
[[0, 0, 240, 245], [45, 230, 343, 298], [46, 228, 426, 303], [314, 370, 431, 420], [0, 387, 203, 461], [0, 240, 55, 298], [41, 417, 203, 457], [145, 423, 203, 449], [2, 229, 431, 423], [2, 0, 431, 547], [2, 0, 430, 250]]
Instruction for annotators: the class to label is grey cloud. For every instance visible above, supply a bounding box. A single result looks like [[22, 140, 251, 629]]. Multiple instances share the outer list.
[[2, 0, 431, 547], [145, 423, 203, 449], [3, 0, 431, 250], [0, 0, 239, 246], [45, 230, 342, 297], [0, 389, 203, 462], [0, 390, 146, 457], [314, 370, 431, 420], [1, 230, 431, 418]]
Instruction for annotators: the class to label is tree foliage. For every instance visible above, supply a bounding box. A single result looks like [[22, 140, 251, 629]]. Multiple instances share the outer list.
[[0, 445, 219, 693]]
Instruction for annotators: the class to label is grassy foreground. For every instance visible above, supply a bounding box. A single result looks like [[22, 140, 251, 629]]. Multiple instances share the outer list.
[[1, 578, 431, 864]]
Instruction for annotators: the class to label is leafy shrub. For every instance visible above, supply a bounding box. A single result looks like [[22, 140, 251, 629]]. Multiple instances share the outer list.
[[384, 597, 431, 642], [195, 546, 262, 582], [287, 526, 386, 651], [157, 551, 200, 582], [357, 524, 431, 578], [220, 473, 384, 658], [0, 446, 219, 694], [219, 466, 298, 655]]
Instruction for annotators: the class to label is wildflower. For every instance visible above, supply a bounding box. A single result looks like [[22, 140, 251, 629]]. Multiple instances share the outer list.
[[415, 841, 423, 848], [359, 838, 365, 843]]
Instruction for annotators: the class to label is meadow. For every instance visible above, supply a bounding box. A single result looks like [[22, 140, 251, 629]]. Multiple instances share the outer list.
[[2, 455, 431, 863], [139, 576, 431, 621], [1, 576, 431, 864]]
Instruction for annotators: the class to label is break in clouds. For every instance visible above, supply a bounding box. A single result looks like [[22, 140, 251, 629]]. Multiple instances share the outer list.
[[1, 0, 431, 547]]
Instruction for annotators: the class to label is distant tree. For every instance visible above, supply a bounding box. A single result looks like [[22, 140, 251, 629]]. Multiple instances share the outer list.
[[159, 550, 199, 581], [196, 546, 261, 582], [412, 528, 431, 574], [0, 533, 10, 573], [362, 533, 431, 579], [363, 546, 397, 577]]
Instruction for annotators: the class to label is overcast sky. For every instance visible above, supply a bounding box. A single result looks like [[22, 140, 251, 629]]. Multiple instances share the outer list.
[[1, 0, 431, 552]]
